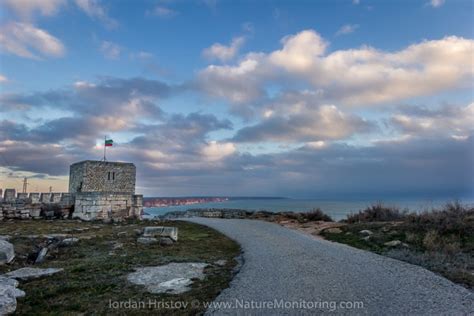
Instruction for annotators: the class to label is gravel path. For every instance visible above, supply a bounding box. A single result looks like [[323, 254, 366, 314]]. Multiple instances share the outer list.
[[185, 218, 473, 315]]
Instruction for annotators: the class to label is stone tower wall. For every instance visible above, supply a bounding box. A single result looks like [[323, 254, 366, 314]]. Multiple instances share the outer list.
[[69, 161, 136, 194]]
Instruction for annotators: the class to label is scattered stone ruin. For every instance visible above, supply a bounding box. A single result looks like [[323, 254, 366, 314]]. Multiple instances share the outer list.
[[0, 160, 143, 221]]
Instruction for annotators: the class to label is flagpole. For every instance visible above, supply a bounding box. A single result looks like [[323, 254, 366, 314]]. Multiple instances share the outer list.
[[103, 135, 106, 161]]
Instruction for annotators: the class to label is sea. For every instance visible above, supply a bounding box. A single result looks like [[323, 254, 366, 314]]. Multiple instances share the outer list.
[[144, 197, 474, 221]]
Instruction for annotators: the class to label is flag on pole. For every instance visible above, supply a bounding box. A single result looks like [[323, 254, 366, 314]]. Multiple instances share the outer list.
[[105, 139, 113, 147]]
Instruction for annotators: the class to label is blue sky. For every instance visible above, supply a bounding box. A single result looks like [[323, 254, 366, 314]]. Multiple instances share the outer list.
[[0, 0, 473, 199]]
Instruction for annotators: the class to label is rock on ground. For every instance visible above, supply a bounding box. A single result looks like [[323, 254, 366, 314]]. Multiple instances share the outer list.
[[0, 276, 25, 315], [143, 227, 178, 241], [127, 262, 208, 294], [34, 248, 48, 264], [324, 227, 342, 234], [4, 268, 63, 281], [0, 240, 14, 265], [43, 234, 69, 240], [60, 238, 79, 246], [159, 237, 174, 246], [384, 240, 403, 247], [137, 237, 158, 245], [0, 277, 18, 289], [214, 260, 227, 267]]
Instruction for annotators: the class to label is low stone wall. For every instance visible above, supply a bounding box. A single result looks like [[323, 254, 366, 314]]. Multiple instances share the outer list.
[[0, 189, 142, 221], [0, 189, 75, 220], [74, 192, 143, 221], [0, 202, 73, 220], [1, 203, 42, 220], [0, 190, 73, 205]]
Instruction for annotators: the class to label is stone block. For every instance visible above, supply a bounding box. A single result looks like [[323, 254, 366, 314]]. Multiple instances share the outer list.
[[143, 227, 178, 242], [29, 208, 41, 218], [51, 193, 62, 203], [4, 189, 16, 202], [0, 240, 14, 264], [40, 193, 52, 203], [16, 193, 30, 202], [137, 237, 158, 245], [60, 193, 74, 207], [29, 193, 40, 203]]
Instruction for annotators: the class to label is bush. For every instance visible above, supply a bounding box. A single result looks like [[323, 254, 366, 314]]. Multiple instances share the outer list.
[[422, 230, 440, 251], [279, 209, 333, 222], [405, 202, 474, 237], [303, 208, 333, 222], [281, 212, 300, 220], [345, 203, 408, 223]]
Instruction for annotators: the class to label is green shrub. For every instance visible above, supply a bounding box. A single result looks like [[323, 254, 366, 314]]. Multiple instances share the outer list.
[[405, 202, 474, 236], [303, 208, 333, 222], [422, 230, 440, 251], [345, 203, 408, 223]]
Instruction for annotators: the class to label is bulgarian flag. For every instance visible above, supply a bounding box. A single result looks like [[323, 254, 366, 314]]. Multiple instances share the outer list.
[[105, 139, 113, 147]]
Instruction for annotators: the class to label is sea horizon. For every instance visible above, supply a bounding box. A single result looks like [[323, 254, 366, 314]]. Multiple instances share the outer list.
[[144, 196, 474, 221]]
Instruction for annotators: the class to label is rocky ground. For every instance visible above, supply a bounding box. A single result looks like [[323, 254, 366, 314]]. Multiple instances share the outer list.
[[0, 219, 240, 315]]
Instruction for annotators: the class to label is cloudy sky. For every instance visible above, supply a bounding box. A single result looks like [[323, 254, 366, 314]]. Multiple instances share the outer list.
[[0, 0, 473, 199]]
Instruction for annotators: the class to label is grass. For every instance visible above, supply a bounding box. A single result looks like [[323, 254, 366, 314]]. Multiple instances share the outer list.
[[321, 202, 474, 289], [0, 219, 241, 315]]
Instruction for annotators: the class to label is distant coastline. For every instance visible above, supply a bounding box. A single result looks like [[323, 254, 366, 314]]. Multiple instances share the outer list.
[[143, 197, 474, 221], [143, 196, 287, 207]]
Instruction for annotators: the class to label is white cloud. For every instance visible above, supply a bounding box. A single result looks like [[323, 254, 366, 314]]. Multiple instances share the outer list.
[[336, 24, 359, 36], [306, 141, 326, 149], [270, 30, 327, 72], [201, 141, 236, 161], [74, 0, 118, 29], [233, 100, 374, 143], [147, 6, 178, 18], [0, 75, 8, 83], [391, 103, 474, 139], [203, 36, 246, 62], [100, 41, 121, 60], [198, 30, 474, 109], [73, 80, 96, 89], [197, 56, 266, 107], [2, 0, 65, 20], [0, 22, 65, 59], [429, 0, 445, 8]]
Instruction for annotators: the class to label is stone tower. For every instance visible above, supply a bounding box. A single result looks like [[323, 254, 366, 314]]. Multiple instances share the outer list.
[[69, 160, 143, 221], [69, 160, 136, 194]]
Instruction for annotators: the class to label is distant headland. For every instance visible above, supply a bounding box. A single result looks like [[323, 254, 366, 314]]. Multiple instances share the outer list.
[[143, 196, 288, 207]]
